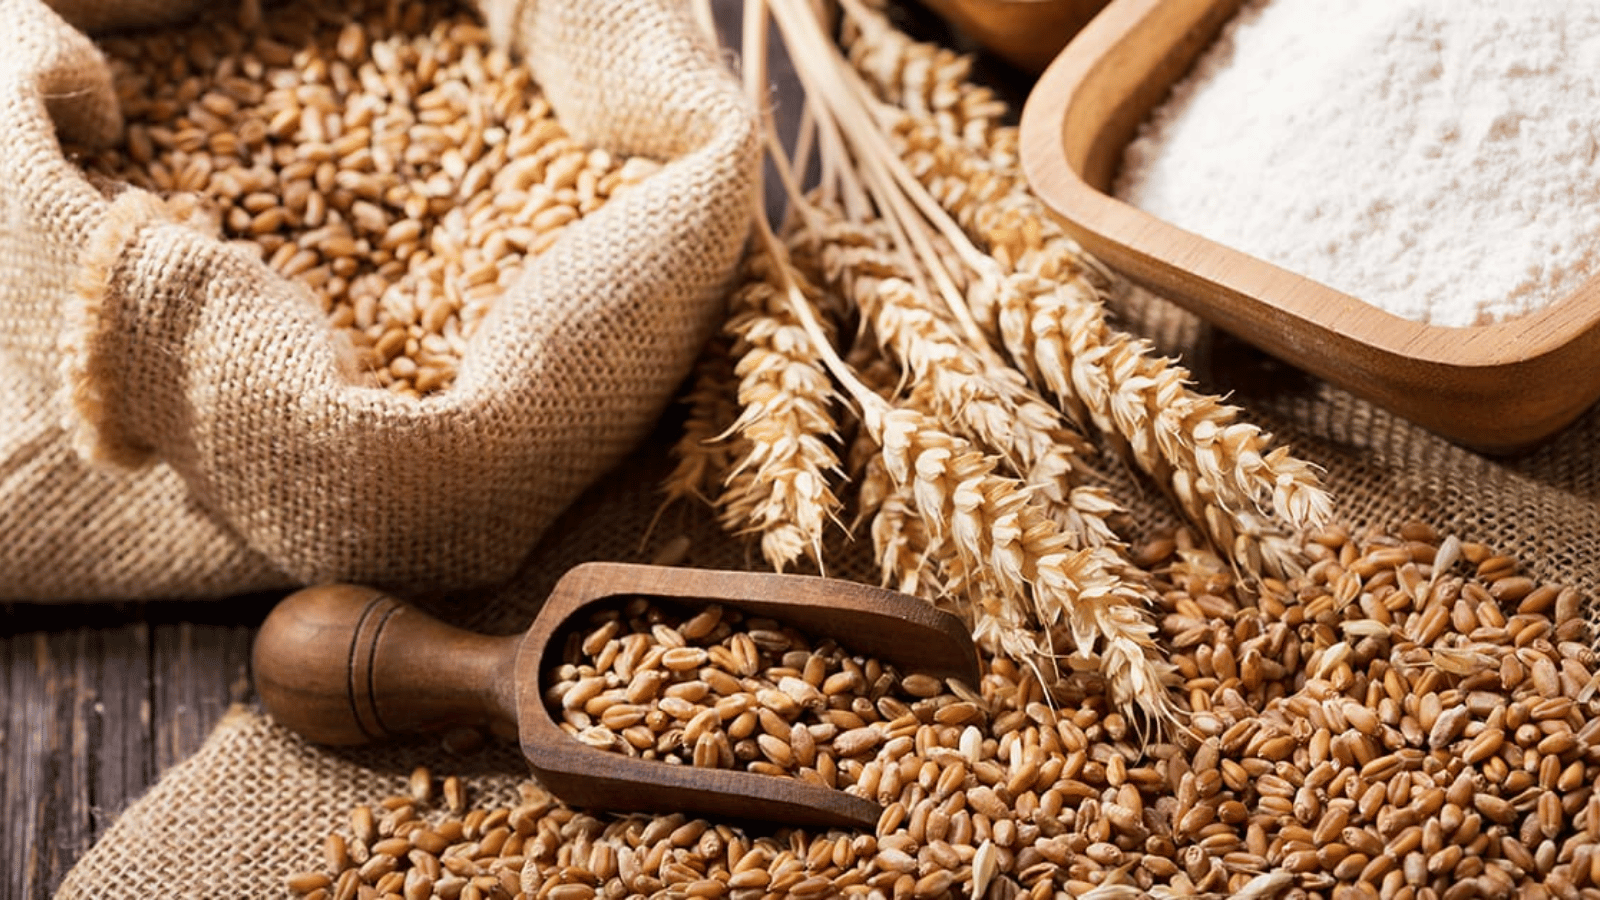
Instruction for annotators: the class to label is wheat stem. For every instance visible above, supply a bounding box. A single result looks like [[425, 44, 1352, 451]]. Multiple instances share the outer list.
[[767, 0, 996, 344]]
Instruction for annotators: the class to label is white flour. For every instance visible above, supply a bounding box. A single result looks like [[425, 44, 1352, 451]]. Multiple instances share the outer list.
[[1114, 0, 1600, 327]]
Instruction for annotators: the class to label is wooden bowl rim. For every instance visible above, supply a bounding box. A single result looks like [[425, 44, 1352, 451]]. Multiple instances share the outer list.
[[1018, 0, 1600, 451]]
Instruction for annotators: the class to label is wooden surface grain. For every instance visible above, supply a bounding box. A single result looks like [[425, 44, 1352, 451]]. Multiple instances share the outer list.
[[1, 598, 275, 900]]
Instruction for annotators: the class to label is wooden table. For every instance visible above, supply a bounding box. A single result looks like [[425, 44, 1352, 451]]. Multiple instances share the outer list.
[[2, 594, 277, 899]]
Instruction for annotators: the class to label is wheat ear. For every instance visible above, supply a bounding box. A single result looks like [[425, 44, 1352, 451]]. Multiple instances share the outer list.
[[754, 0, 1181, 723], [837, 4, 1333, 576], [805, 206, 1124, 544], [660, 337, 745, 511], [712, 250, 848, 572]]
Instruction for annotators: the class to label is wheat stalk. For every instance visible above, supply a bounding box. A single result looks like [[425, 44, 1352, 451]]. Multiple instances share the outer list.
[[685, 0, 1329, 724], [762, 10, 1129, 551], [835, 1, 1333, 576], [711, 251, 848, 572], [728, 0, 1180, 724]]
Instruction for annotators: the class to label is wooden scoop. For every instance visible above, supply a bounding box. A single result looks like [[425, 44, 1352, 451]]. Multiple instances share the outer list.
[[252, 561, 981, 829]]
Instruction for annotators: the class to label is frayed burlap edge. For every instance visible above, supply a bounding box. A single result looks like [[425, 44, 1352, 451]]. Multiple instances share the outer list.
[[60, 187, 173, 469]]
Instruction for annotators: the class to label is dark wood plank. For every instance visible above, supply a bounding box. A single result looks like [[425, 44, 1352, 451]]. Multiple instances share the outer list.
[[7, 623, 102, 900], [3, 630, 77, 900], [2, 631, 30, 899], [84, 621, 155, 842], [46, 631, 92, 899], [151, 620, 255, 775], [2, 599, 271, 900]]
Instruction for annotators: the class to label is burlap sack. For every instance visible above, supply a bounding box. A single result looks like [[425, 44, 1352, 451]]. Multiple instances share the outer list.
[[0, 0, 759, 600]]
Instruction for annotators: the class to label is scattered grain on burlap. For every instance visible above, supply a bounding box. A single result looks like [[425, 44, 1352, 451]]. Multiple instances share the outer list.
[[57, 438, 1600, 897], [0, 0, 757, 600], [55, 270, 1600, 899]]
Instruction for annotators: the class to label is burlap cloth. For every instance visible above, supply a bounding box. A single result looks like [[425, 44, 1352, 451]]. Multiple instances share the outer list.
[[1, 0, 758, 599], [19, 0, 1598, 897]]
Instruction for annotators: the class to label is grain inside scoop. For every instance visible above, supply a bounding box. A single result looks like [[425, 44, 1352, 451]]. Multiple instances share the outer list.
[[252, 562, 981, 828]]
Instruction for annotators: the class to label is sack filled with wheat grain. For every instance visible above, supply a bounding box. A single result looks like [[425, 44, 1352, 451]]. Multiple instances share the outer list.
[[0, 0, 758, 601]]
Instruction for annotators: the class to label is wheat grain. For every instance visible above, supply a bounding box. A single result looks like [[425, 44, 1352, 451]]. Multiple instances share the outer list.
[[75, 0, 657, 397]]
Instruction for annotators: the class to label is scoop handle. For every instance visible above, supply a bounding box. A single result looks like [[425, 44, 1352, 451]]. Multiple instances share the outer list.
[[252, 584, 521, 745]]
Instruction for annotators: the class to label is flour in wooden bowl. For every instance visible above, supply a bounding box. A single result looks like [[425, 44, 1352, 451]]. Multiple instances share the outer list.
[[1115, 0, 1600, 327]]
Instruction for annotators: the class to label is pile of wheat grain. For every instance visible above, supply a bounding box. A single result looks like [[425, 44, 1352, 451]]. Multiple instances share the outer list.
[[290, 524, 1599, 899], [73, 0, 658, 397]]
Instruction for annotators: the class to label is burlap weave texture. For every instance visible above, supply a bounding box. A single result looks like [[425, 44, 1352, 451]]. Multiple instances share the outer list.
[[1, 0, 759, 600]]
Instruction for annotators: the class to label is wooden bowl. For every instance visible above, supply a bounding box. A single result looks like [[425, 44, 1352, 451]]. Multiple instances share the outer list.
[[1017, 0, 1600, 453], [920, 0, 1112, 73]]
